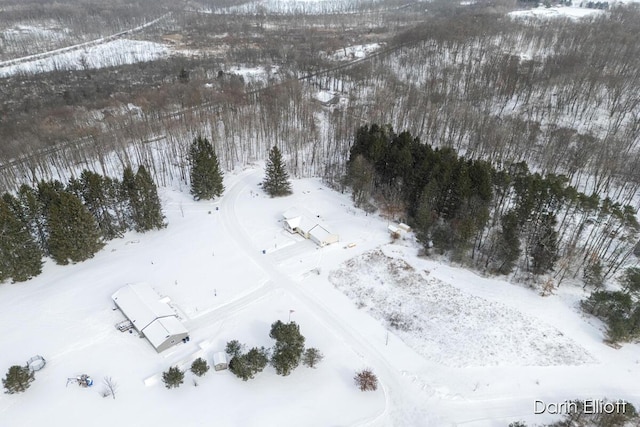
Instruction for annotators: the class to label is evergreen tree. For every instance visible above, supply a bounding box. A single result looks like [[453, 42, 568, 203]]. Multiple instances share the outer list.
[[69, 170, 124, 240], [621, 267, 640, 296], [135, 166, 166, 231], [347, 154, 375, 209], [189, 136, 224, 201], [46, 190, 104, 265], [269, 320, 305, 376], [162, 366, 184, 389], [3, 365, 34, 394], [529, 213, 559, 275], [302, 348, 324, 368], [492, 211, 521, 275], [121, 166, 165, 232], [245, 347, 269, 374], [16, 184, 47, 252], [190, 357, 209, 377], [262, 146, 292, 197], [228, 355, 252, 381], [121, 166, 139, 230], [225, 340, 244, 358], [583, 259, 604, 289], [228, 347, 268, 381], [0, 197, 42, 283]]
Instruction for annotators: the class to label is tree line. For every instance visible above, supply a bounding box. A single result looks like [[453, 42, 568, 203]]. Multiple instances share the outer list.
[[346, 124, 639, 285], [0, 166, 164, 284]]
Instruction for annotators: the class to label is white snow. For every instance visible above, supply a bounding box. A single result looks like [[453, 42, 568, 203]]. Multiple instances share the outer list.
[[227, 65, 278, 84], [0, 39, 169, 77], [314, 89, 336, 103], [509, 5, 604, 20], [328, 43, 382, 61], [330, 248, 594, 368], [1, 167, 640, 426], [219, 0, 385, 15]]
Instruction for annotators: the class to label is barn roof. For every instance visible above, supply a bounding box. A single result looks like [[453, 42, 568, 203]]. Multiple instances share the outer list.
[[112, 283, 176, 331], [309, 224, 333, 242], [112, 283, 187, 351]]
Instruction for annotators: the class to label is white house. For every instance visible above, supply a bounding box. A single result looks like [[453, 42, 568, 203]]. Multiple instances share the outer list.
[[112, 283, 188, 353], [282, 208, 339, 246]]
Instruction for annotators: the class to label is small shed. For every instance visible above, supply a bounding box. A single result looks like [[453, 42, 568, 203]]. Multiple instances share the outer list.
[[213, 352, 228, 371], [388, 222, 412, 238], [112, 283, 188, 353], [309, 224, 339, 247]]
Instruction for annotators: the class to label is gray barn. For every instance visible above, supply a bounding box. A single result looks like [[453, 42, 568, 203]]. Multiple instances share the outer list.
[[112, 283, 188, 353]]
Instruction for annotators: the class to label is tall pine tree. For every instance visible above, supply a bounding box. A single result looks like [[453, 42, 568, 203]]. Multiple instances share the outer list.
[[46, 190, 104, 265], [135, 166, 166, 231], [189, 136, 224, 200], [121, 166, 139, 230], [17, 184, 47, 253], [263, 146, 292, 197], [0, 196, 42, 283], [68, 170, 125, 240]]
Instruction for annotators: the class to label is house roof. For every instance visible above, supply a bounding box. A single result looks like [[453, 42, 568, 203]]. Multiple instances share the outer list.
[[309, 224, 334, 243], [112, 283, 187, 349], [142, 316, 188, 349], [283, 208, 317, 234], [213, 352, 228, 365], [113, 284, 177, 330]]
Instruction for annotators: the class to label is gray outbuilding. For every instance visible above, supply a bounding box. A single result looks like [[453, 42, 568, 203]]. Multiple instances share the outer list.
[[112, 283, 188, 353]]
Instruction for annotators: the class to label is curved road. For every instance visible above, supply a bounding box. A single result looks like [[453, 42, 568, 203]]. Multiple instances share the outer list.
[[216, 169, 439, 426]]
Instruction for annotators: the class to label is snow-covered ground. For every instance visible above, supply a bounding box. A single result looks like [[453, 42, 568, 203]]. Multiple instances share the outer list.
[[509, 5, 603, 20], [330, 248, 594, 368], [0, 39, 169, 77], [328, 43, 382, 61], [1, 167, 640, 426], [219, 0, 384, 15], [227, 65, 279, 84]]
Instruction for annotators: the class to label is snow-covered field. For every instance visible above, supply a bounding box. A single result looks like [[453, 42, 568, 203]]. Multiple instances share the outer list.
[[220, 0, 384, 15], [0, 39, 169, 77], [509, 5, 603, 20], [328, 43, 382, 61], [330, 248, 594, 368], [507, 2, 640, 21], [1, 167, 640, 426]]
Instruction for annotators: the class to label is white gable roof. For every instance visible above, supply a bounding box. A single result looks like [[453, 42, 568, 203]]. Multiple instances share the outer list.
[[309, 224, 332, 241], [112, 283, 176, 331], [142, 316, 188, 350], [213, 352, 228, 366], [283, 207, 317, 234]]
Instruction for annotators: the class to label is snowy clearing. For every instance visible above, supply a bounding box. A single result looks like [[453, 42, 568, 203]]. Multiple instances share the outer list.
[[219, 0, 385, 15], [227, 65, 279, 84], [329, 43, 382, 61], [330, 248, 594, 368], [0, 39, 169, 77], [508, 5, 603, 20]]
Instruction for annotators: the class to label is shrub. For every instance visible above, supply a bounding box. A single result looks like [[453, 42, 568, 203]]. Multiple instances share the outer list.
[[354, 369, 378, 392]]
